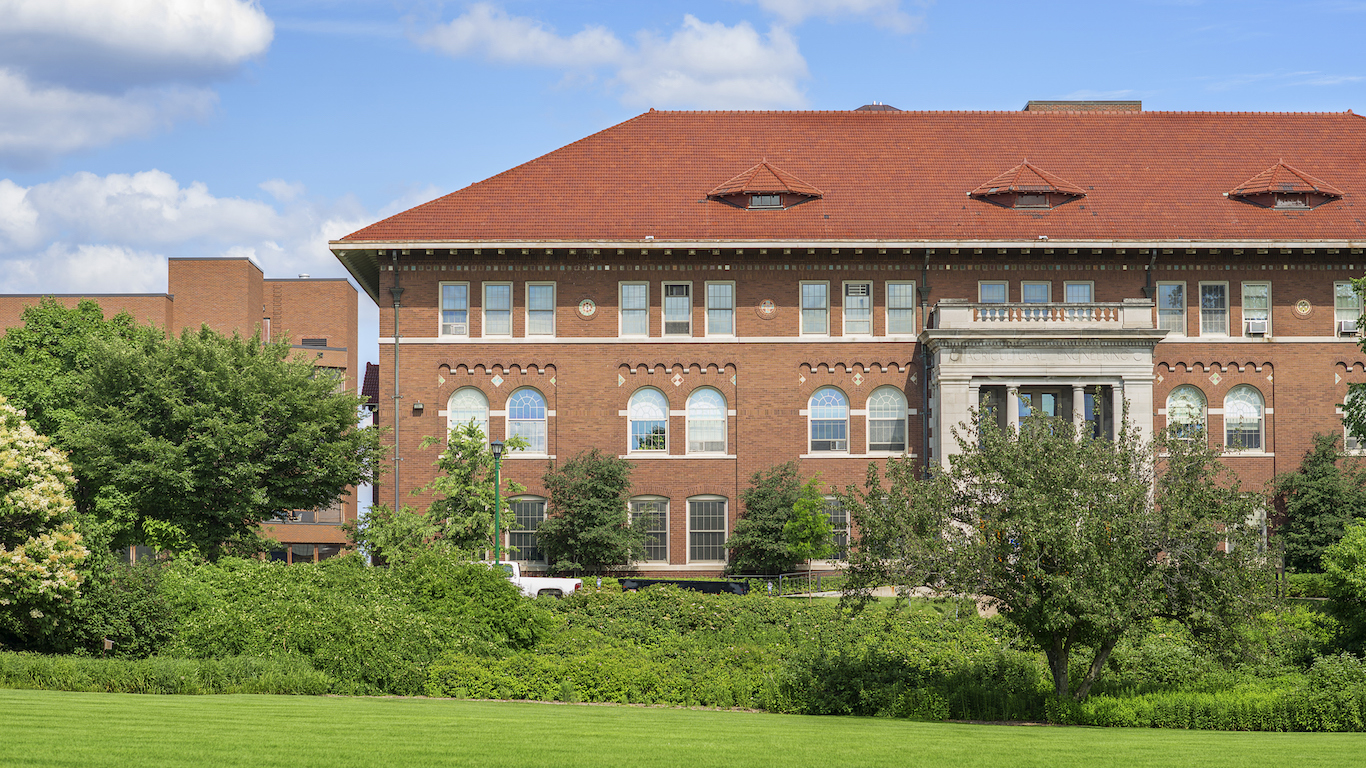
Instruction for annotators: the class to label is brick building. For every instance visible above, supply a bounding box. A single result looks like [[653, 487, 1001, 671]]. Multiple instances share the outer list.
[[0, 257, 361, 563], [332, 104, 1366, 575]]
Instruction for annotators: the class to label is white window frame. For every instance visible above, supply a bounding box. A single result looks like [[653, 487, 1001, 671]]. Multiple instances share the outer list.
[[824, 496, 849, 561], [1336, 281, 1361, 336], [1020, 281, 1052, 303], [630, 497, 670, 563], [1165, 385, 1207, 440], [705, 281, 735, 337], [662, 281, 692, 337], [686, 387, 727, 454], [885, 280, 916, 336], [1199, 281, 1229, 337], [1223, 384, 1265, 452], [1241, 281, 1271, 337], [483, 281, 513, 338], [801, 281, 829, 336], [525, 281, 556, 338], [978, 280, 1008, 303], [506, 387, 549, 456], [1063, 281, 1094, 303], [1157, 281, 1186, 336], [842, 280, 873, 337], [446, 387, 489, 443], [627, 387, 669, 454], [808, 387, 850, 453], [508, 496, 547, 562], [439, 281, 470, 337], [866, 386, 908, 454], [619, 281, 650, 337], [686, 495, 728, 563]]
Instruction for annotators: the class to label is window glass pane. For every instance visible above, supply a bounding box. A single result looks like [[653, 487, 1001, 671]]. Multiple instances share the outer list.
[[508, 389, 547, 453], [844, 282, 871, 335], [291, 544, 315, 563], [448, 388, 490, 440], [801, 284, 828, 334], [1065, 283, 1092, 303], [689, 499, 727, 561], [687, 388, 727, 453], [664, 284, 691, 335], [441, 284, 468, 335], [809, 388, 848, 451], [1166, 386, 1206, 439], [621, 284, 648, 335], [707, 283, 734, 335], [485, 284, 511, 335], [825, 498, 848, 559], [1021, 283, 1049, 303], [631, 499, 669, 561], [510, 499, 546, 562], [1200, 284, 1227, 335], [980, 283, 1007, 303], [528, 284, 554, 336], [1224, 386, 1263, 450], [629, 389, 668, 451], [868, 387, 907, 452], [887, 283, 915, 334], [1158, 284, 1185, 334], [1243, 284, 1269, 332]]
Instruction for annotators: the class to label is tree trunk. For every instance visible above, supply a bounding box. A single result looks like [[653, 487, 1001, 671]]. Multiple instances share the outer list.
[[1072, 636, 1119, 701], [1045, 634, 1070, 698]]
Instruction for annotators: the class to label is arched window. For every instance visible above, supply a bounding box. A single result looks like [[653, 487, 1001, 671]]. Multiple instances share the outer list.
[[628, 388, 668, 452], [446, 387, 489, 441], [867, 386, 907, 452], [1165, 385, 1206, 439], [686, 388, 727, 454], [507, 388, 547, 454], [1224, 385, 1264, 451], [809, 387, 848, 452]]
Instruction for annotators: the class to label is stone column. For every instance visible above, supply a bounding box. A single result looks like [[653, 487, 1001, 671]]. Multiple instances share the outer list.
[[1112, 381, 1126, 440], [1072, 383, 1086, 434], [1007, 385, 1021, 432]]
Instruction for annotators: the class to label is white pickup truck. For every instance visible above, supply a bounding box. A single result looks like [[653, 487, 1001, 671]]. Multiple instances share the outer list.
[[495, 561, 582, 598]]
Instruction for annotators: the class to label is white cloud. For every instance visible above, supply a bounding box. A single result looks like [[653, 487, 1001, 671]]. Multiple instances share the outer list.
[[260, 179, 307, 203], [750, 0, 927, 32], [0, 70, 216, 169], [415, 7, 809, 109]]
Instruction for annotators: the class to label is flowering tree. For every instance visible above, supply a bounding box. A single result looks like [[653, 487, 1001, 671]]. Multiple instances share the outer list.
[[0, 396, 87, 645]]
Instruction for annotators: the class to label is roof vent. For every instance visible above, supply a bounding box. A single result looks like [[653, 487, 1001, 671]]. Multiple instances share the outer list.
[[1226, 161, 1343, 210], [1024, 100, 1141, 112], [708, 161, 822, 210], [968, 161, 1087, 209]]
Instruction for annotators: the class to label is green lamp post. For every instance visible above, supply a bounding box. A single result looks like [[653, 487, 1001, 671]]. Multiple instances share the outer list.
[[490, 440, 504, 563]]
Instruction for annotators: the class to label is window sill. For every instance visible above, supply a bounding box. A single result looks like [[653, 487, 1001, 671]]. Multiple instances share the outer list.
[[1221, 451, 1273, 457], [505, 453, 555, 460], [619, 453, 737, 460]]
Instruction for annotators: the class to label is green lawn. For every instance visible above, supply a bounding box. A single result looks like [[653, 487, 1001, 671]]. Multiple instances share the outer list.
[[1, 689, 1356, 768]]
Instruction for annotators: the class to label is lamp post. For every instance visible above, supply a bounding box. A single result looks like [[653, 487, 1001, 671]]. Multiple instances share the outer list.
[[490, 440, 504, 563]]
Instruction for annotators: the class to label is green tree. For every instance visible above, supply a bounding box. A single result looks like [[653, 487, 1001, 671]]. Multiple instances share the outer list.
[[60, 326, 384, 559], [1272, 433, 1366, 573], [417, 421, 527, 555], [839, 456, 952, 606], [536, 449, 641, 575], [727, 462, 803, 574], [0, 395, 88, 648], [845, 414, 1265, 701], [784, 477, 834, 593], [1323, 519, 1366, 652]]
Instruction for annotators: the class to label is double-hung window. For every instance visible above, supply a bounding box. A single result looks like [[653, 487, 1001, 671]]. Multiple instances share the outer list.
[[688, 497, 727, 562], [1166, 385, 1206, 440], [446, 388, 489, 442], [630, 498, 669, 562], [1224, 385, 1264, 451], [664, 283, 691, 336], [686, 388, 727, 454], [484, 282, 512, 337], [809, 387, 849, 452], [1242, 282, 1270, 336], [620, 282, 649, 336], [1346, 390, 1364, 452], [628, 388, 668, 453], [843, 281, 872, 335], [867, 386, 907, 453], [509, 498, 546, 562], [825, 497, 849, 560], [527, 283, 555, 336], [440, 283, 469, 336], [1157, 282, 1185, 335], [1200, 283, 1228, 336], [507, 388, 548, 454], [801, 282, 828, 335], [886, 281, 916, 335], [1337, 281, 1361, 336], [706, 282, 734, 336]]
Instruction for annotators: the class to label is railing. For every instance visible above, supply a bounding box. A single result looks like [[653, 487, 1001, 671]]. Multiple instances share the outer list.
[[972, 303, 1124, 323]]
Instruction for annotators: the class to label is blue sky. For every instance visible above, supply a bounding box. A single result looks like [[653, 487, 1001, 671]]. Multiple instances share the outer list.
[[2, 0, 1365, 369]]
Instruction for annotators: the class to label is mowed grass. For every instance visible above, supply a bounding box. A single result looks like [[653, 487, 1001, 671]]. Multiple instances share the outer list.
[[0, 689, 1357, 768]]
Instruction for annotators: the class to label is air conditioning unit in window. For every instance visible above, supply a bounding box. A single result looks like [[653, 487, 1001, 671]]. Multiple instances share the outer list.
[[1340, 319, 1359, 336], [442, 322, 468, 336], [1245, 319, 1268, 336]]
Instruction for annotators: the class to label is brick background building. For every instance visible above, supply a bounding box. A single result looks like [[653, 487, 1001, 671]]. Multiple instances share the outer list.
[[332, 104, 1366, 575], [0, 257, 362, 563]]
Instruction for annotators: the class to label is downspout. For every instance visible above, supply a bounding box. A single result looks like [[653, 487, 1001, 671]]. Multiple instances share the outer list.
[[918, 251, 933, 476], [389, 252, 404, 513], [1141, 249, 1158, 298]]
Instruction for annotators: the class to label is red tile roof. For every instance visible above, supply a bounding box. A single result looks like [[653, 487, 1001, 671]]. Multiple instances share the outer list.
[[708, 161, 822, 198], [968, 161, 1087, 197], [1228, 160, 1344, 198], [342, 109, 1366, 244]]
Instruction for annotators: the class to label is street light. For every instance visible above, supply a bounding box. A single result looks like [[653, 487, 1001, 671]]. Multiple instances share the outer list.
[[490, 440, 504, 563]]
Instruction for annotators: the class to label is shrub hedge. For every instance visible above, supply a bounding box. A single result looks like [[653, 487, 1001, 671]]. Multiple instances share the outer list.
[[0, 652, 332, 695]]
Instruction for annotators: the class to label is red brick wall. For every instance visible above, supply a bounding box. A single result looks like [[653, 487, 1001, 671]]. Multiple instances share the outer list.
[[0, 294, 173, 333]]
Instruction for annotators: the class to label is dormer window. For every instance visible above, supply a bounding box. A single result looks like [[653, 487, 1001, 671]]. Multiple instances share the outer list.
[[1227, 161, 1343, 210], [708, 161, 822, 210], [968, 161, 1086, 210]]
